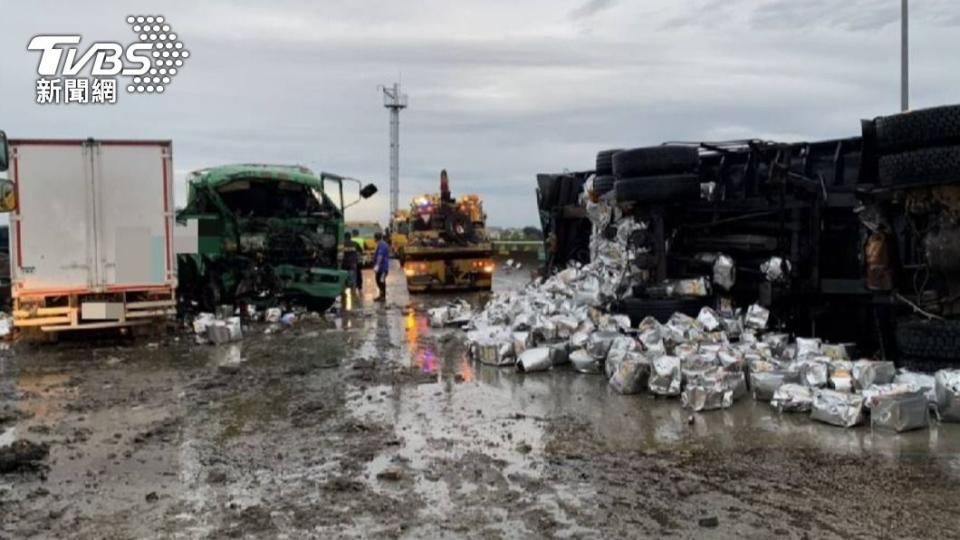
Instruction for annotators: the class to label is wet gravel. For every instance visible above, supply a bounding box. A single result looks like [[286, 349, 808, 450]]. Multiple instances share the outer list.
[[1, 261, 959, 538]]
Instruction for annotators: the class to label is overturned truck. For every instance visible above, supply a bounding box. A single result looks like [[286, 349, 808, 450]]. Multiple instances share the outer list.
[[538, 104, 960, 369], [176, 164, 375, 313]]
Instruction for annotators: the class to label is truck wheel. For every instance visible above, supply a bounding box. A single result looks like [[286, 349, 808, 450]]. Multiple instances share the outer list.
[[201, 273, 225, 312], [612, 146, 699, 179], [875, 104, 960, 153], [614, 174, 701, 203], [896, 319, 960, 363], [592, 175, 614, 195], [595, 149, 622, 175], [614, 297, 708, 326], [878, 145, 960, 187], [302, 297, 335, 313]]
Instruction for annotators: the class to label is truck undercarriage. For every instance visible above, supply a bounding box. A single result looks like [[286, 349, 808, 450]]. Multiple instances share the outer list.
[[537, 104, 960, 369]]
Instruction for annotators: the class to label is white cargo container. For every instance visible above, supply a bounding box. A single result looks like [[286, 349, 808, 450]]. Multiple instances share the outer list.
[[8, 138, 176, 332]]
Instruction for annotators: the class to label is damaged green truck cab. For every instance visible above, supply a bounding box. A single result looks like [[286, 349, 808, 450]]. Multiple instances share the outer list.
[[176, 164, 374, 313]]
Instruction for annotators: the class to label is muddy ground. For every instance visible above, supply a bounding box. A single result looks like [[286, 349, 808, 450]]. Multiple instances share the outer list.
[[1, 259, 959, 539]]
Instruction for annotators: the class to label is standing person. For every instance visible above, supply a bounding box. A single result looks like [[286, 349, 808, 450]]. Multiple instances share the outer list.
[[373, 232, 390, 302], [341, 231, 359, 294]]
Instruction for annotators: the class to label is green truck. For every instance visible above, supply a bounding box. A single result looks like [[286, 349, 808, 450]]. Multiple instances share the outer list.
[[176, 164, 375, 313]]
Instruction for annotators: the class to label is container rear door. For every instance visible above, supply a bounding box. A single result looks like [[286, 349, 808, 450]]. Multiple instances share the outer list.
[[11, 142, 95, 294], [93, 142, 173, 289]]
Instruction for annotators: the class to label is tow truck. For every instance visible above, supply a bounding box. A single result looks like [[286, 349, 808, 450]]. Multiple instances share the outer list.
[[401, 170, 494, 292]]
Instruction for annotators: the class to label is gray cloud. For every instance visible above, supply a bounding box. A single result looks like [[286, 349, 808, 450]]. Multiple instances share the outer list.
[[569, 0, 619, 20]]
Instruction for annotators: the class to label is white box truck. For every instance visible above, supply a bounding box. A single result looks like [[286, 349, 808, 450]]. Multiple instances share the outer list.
[[4, 138, 176, 334]]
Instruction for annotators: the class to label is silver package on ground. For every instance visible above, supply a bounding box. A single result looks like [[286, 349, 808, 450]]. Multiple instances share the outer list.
[[852, 360, 896, 390], [894, 370, 937, 405], [649, 355, 682, 396], [609, 352, 650, 395], [751, 371, 788, 402], [570, 348, 601, 374], [515, 348, 553, 373], [935, 369, 960, 422], [682, 382, 733, 412], [744, 304, 769, 330], [870, 392, 929, 432], [811, 389, 865, 428], [771, 383, 815, 413]]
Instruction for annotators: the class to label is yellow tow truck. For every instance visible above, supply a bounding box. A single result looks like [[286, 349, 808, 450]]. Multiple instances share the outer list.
[[401, 170, 494, 292]]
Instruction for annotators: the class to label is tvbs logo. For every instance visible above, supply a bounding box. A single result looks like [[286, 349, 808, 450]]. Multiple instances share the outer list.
[[28, 16, 189, 104]]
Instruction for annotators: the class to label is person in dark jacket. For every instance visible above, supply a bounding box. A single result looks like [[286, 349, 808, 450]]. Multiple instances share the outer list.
[[341, 232, 359, 294], [373, 232, 390, 302]]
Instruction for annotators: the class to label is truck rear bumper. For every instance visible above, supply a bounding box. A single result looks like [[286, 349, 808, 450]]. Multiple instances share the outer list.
[[13, 286, 176, 333]]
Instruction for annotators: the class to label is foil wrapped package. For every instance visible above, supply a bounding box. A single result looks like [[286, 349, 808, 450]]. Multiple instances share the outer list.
[[751, 371, 788, 402], [744, 304, 770, 330], [762, 333, 790, 357], [467, 327, 515, 366], [570, 349, 601, 374], [829, 359, 853, 392], [720, 316, 743, 338], [682, 382, 733, 412], [760, 256, 791, 283], [811, 389, 865, 428], [870, 392, 929, 432], [586, 331, 622, 360], [795, 338, 822, 360], [861, 383, 922, 409], [675, 277, 710, 297], [821, 343, 851, 361], [894, 370, 937, 405], [771, 383, 815, 413], [796, 360, 829, 388], [852, 360, 896, 390], [935, 369, 960, 422], [512, 332, 532, 358], [696, 306, 721, 332], [723, 371, 748, 401], [608, 352, 650, 395], [515, 348, 553, 373], [606, 336, 638, 368], [649, 355, 682, 396], [712, 253, 736, 291], [551, 315, 580, 339], [718, 347, 744, 372]]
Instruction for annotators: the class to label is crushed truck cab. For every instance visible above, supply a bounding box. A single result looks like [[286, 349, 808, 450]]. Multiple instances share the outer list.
[[176, 164, 366, 313]]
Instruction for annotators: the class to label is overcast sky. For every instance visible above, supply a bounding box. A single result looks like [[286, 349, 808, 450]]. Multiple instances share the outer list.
[[2, 0, 959, 226]]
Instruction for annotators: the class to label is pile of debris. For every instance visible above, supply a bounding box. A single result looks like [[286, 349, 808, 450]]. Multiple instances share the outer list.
[[466, 188, 960, 433]]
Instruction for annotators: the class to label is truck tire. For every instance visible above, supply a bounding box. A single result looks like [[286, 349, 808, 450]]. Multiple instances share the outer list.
[[895, 319, 960, 363], [875, 104, 960, 153], [614, 297, 708, 325], [612, 146, 699, 179], [593, 175, 614, 195], [595, 149, 622, 175], [301, 296, 336, 313], [614, 174, 701, 203], [878, 145, 960, 187]]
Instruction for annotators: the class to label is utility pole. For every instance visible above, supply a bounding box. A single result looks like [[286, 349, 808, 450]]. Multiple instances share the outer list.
[[381, 82, 408, 217], [901, 0, 909, 111]]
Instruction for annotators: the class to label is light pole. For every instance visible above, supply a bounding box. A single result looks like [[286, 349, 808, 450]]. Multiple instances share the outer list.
[[901, 0, 909, 111]]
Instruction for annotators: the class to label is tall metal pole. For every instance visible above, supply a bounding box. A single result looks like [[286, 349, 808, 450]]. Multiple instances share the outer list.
[[901, 0, 909, 112], [382, 83, 408, 217]]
